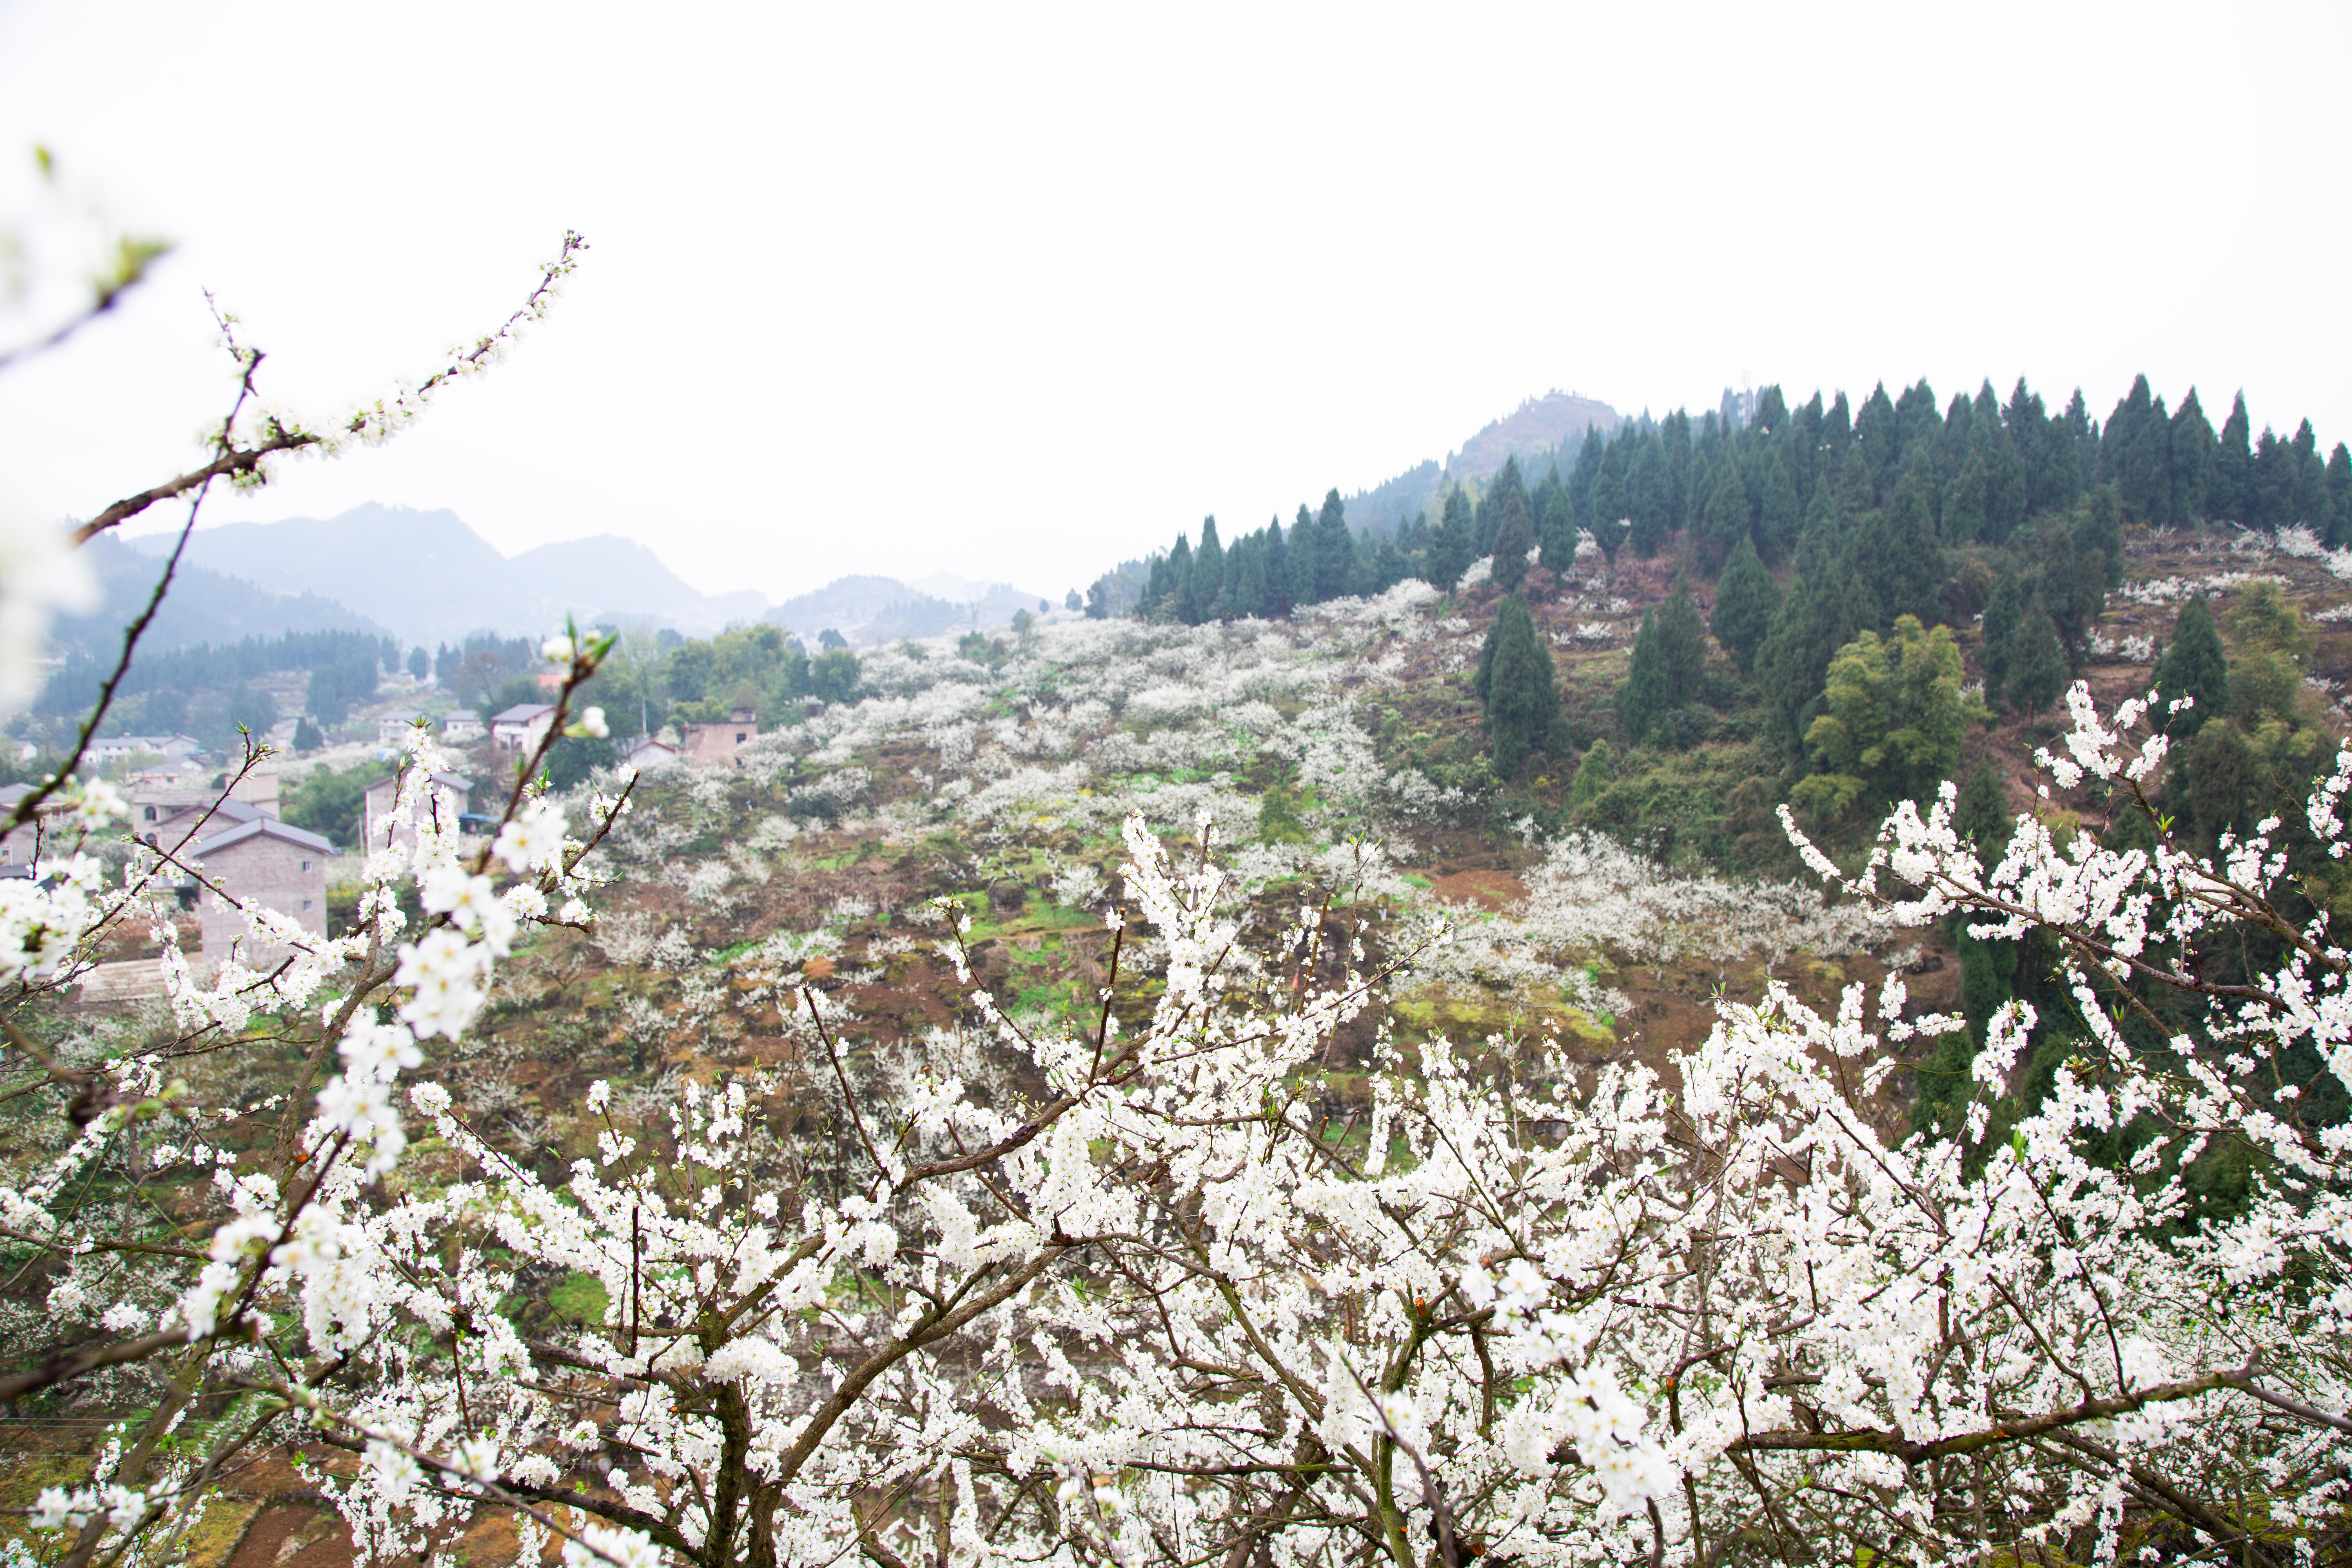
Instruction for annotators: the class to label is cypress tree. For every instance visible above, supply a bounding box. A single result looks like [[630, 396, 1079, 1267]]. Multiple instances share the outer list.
[[1568, 425, 1605, 523], [1163, 535, 1197, 624], [1587, 513, 1628, 565], [2004, 602, 2067, 714], [2152, 593, 2228, 736], [1618, 610, 1672, 745], [1314, 490, 1355, 601], [1490, 488, 1532, 594], [1592, 439, 1632, 552], [1942, 454, 1989, 543], [1538, 488, 1579, 574], [1833, 445, 1877, 515], [1427, 489, 1474, 592], [2216, 392, 2253, 524], [1263, 517, 1293, 617], [1699, 453, 1751, 572], [1478, 595, 1555, 775], [1477, 457, 1528, 559], [1657, 582, 1708, 702], [1858, 383, 1901, 497], [1286, 506, 1319, 607], [1981, 572, 2022, 708], [1753, 448, 1802, 561], [1192, 517, 1226, 621], [2107, 374, 2170, 522], [2169, 388, 2216, 523], [1953, 762, 2013, 875], [1711, 536, 1780, 675], [1628, 437, 1670, 556], [2292, 420, 2330, 531]]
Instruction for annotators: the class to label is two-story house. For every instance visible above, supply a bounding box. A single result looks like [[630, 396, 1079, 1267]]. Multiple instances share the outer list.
[[681, 707, 758, 769], [192, 816, 333, 959], [490, 703, 557, 753], [376, 709, 428, 746], [87, 733, 203, 766], [442, 709, 485, 743]]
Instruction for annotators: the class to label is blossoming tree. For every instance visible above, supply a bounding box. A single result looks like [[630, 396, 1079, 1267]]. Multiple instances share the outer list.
[[0, 195, 2348, 1568]]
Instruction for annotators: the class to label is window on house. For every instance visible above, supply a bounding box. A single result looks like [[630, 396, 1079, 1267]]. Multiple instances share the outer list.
[[735, 732, 747, 743], [143, 806, 157, 821], [302, 899, 313, 911], [301, 859, 311, 871]]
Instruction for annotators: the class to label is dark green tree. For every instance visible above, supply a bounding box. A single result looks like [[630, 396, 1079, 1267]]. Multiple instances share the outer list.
[[1192, 517, 1226, 620], [1475, 595, 1555, 775], [1980, 572, 2022, 708], [1313, 490, 1354, 601], [1752, 448, 1801, 561], [1588, 513, 1628, 564], [1617, 610, 1672, 744], [1489, 488, 1532, 594], [406, 646, 429, 681], [2169, 388, 2216, 522], [2152, 593, 2228, 737], [1698, 451, 1751, 571], [2215, 392, 2253, 523], [292, 716, 324, 753], [1657, 582, 1708, 699], [1710, 536, 1780, 674], [1286, 506, 1319, 608], [1475, 457, 1528, 558], [2004, 602, 2067, 714], [1426, 489, 1474, 592], [1568, 738, 1617, 814], [1953, 762, 2013, 875], [1538, 488, 1579, 574]]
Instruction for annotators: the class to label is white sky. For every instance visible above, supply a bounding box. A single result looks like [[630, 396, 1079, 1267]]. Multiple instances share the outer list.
[[0, 1, 2344, 605]]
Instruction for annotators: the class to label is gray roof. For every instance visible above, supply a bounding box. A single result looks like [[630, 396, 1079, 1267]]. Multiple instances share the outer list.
[[362, 770, 476, 800], [491, 703, 557, 723], [193, 817, 334, 857]]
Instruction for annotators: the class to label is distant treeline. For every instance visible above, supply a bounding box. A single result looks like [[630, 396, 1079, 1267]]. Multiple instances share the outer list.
[[1112, 374, 2347, 630], [38, 630, 396, 721]]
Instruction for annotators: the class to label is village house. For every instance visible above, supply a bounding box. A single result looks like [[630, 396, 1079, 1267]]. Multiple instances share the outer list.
[[490, 703, 557, 752], [680, 707, 758, 768], [376, 709, 427, 746], [441, 709, 484, 743], [192, 816, 333, 959], [144, 796, 267, 846], [359, 771, 474, 851], [0, 783, 51, 877], [623, 736, 679, 773], [87, 733, 203, 766]]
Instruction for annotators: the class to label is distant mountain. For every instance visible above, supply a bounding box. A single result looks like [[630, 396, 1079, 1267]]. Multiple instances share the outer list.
[[53, 534, 390, 658], [1341, 391, 1621, 537], [127, 504, 764, 648], [764, 574, 1053, 648]]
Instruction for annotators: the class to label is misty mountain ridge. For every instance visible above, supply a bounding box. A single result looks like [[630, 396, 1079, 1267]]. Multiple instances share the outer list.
[[764, 574, 1054, 648], [53, 534, 392, 660], [127, 504, 767, 649], [1341, 390, 1622, 537]]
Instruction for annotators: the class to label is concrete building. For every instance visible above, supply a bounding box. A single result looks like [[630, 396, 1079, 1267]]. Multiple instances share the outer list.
[[442, 709, 485, 743], [193, 817, 333, 958], [145, 797, 266, 846], [359, 771, 474, 852], [490, 703, 557, 752], [377, 709, 428, 746], [681, 707, 758, 769], [0, 783, 43, 877]]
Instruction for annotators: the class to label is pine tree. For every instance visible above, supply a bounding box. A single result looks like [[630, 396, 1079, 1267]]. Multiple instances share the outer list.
[[2106, 374, 2171, 522], [1164, 535, 1197, 624], [2152, 593, 2228, 737], [1941, 456, 1988, 543], [1753, 448, 1802, 561], [1314, 490, 1354, 601], [293, 716, 325, 753], [2004, 602, 2067, 714], [1489, 488, 1532, 594], [1426, 489, 1474, 591], [1657, 582, 1708, 701], [1618, 610, 1671, 745], [1858, 383, 1900, 497], [1588, 513, 1628, 564], [1538, 488, 1579, 574], [1476, 458, 1528, 559], [1952, 762, 2013, 875], [2216, 392, 2253, 524], [1592, 439, 1632, 553], [1710, 536, 1780, 674], [1192, 517, 1226, 621], [1264, 517, 1293, 616], [2329, 443, 2352, 548], [1699, 453, 1751, 572], [1478, 595, 1555, 775], [2169, 388, 2216, 523], [1980, 572, 2022, 708], [1287, 506, 1319, 608], [1883, 470, 1945, 623]]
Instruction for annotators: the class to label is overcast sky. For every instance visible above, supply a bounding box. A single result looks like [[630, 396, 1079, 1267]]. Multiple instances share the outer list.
[[0, 1, 2344, 606]]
